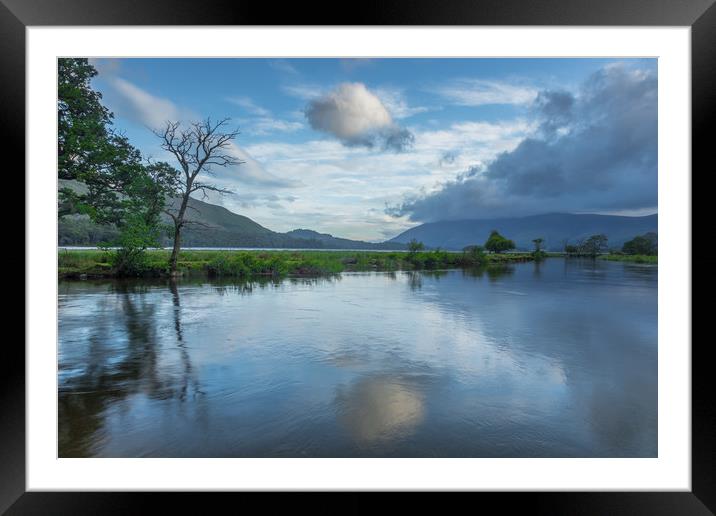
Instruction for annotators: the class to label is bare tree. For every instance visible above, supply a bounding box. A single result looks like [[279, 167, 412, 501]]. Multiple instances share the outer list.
[[154, 118, 243, 275]]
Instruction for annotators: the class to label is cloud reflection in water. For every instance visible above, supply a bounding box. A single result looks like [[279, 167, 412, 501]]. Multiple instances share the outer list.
[[335, 375, 425, 445]]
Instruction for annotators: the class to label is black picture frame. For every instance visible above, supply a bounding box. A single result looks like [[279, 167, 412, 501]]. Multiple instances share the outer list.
[[4, 0, 714, 513]]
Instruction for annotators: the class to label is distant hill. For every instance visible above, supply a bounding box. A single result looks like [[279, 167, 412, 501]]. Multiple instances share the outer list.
[[159, 198, 406, 249], [58, 180, 406, 250], [389, 213, 658, 251], [284, 229, 404, 250], [58, 181, 656, 251], [159, 196, 283, 247]]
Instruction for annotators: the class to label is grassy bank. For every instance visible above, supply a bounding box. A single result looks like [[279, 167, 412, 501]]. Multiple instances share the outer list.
[[598, 254, 658, 264], [58, 248, 540, 279]]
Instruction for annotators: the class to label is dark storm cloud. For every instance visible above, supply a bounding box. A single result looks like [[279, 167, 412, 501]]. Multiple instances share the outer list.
[[388, 64, 657, 221], [533, 90, 575, 136]]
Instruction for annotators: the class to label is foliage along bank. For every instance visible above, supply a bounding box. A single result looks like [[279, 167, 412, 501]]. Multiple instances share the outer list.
[[58, 248, 539, 280]]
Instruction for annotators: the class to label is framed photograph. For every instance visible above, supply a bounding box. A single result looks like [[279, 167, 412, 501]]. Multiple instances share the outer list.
[[6, 0, 714, 513]]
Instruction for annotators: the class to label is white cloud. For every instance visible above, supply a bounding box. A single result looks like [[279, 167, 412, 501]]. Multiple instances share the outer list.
[[227, 96, 303, 135], [374, 87, 431, 119], [307, 82, 392, 140], [416, 119, 534, 152], [305, 82, 414, 151], [106, 77, 192, 129], [247, 118, 303, 135], [432, 78, 538, 106], [98, 78, 300, 190], [204, 142, 303, 189], [233, 117, 532, 240], [282, 83, 324, 100], [88, 57, 121, 76], [285, 82, 430, 121]]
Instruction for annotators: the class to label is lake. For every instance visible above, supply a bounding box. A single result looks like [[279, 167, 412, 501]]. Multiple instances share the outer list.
[[58, 258, 657, 457]]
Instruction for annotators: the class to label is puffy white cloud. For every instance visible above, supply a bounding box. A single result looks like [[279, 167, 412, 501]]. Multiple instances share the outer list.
[[304, 82, 414, 152], [306, 82, 391, 139]]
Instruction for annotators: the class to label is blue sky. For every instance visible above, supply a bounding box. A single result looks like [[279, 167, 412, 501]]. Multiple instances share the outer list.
[[89, 58, 658, 242]]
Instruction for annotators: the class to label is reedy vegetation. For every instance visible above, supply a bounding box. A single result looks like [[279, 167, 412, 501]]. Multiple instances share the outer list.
[[58, 249, 539, 279]]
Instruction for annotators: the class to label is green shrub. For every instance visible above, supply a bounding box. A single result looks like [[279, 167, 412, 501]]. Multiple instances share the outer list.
[[110, 247, 149, 276], [461, 245, 486, 266]]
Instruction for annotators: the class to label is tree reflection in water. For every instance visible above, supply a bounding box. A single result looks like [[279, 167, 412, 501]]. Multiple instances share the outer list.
[[169, 280, 204, 402], [58, 280, 204, 456], [461, 264, 515, 282]]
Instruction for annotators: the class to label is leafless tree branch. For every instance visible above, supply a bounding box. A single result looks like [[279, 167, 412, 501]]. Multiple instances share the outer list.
[[155, 117, 244, 273]]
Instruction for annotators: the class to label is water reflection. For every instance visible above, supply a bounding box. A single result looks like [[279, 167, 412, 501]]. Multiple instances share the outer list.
[[335, 375, 425, 445], [461, 264, 515, 281], [59, 281, 165, 456], [532, 260, 543, 278], [58, 260, 657, 457], [169, 280, 204, 401], [407, 271, 422, 290], [406, 270, 450, 290]]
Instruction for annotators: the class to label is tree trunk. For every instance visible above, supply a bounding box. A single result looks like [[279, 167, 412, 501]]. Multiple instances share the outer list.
[[169, 192, 190, 276]]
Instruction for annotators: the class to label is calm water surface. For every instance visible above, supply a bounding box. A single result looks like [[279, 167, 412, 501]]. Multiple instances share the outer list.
[[58, 259, 657, 457]]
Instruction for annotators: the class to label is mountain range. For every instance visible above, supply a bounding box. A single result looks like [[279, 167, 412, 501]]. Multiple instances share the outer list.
[[389, 212, 658, 251], [156, 196, 406, 249], [58, 181, 406, 249], [59, 181, 657, 251]]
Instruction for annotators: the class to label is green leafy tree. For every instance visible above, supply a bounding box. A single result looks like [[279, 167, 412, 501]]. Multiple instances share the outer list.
[[58, 58, 176, 273], [622, 233, 657, 255], [579, 234, 609, 257], [59, 58, 172, 222], [109, 161, 179, 274], [531, 237, 546, 259], [58, 58, 113, 182], [484, 230, 515, 254], [58, 58, 121, 218], [408, 238, 425, 254]]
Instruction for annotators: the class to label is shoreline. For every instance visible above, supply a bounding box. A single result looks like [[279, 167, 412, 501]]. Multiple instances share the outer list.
[[597, 254, 658, 264], [58, 249, 656, 280], [58, 248, 544, 280]]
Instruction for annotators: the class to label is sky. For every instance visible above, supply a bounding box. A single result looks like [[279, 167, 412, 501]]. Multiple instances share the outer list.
[[88, 58, 658, 242]]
